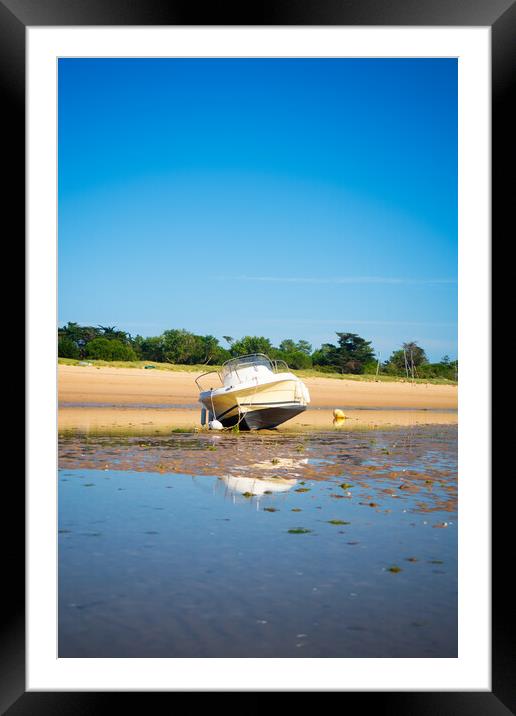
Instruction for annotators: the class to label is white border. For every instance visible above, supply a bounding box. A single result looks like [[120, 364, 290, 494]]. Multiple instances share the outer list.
[[27, 27, 490, 691]]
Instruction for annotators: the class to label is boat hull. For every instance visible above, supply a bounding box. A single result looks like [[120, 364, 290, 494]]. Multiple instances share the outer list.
[[220, 404, 307, 430], [199, 376, 309, 430]]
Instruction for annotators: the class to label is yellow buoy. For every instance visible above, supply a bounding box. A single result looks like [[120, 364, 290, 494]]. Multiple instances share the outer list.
[[333, 409, 346, 419]]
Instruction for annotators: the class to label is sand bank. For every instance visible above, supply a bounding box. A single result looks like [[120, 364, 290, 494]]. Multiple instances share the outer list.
[[59, 364, 457, 433]]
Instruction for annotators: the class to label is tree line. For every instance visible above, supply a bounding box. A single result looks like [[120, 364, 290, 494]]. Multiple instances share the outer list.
[[58, 322, 458, 380]]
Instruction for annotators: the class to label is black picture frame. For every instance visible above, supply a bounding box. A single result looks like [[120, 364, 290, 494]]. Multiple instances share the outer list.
[[6, 0, 511, 710]]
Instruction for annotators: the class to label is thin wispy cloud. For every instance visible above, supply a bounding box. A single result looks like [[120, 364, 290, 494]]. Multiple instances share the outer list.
[[220, 276, 457, 286], [264, 318, 456, 328]]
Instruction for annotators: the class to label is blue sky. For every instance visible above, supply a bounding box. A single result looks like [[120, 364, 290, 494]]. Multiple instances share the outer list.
[[58, 58, 457, 361]]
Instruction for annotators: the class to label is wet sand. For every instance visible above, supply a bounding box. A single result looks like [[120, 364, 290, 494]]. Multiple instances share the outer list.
[[58, 364, 457, 434], [59, 427, 457, 657]]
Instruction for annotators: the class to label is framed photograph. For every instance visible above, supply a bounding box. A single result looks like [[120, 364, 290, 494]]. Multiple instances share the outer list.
[[6, 0, 510, 709]]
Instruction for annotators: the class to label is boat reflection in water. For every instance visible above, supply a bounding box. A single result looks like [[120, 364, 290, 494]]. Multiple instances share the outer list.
[[191, 455, 308, 506], [218, 474, 298, 507]]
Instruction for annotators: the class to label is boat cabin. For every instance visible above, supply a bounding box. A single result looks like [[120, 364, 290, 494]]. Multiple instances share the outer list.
[[221, 354, 275, 387]]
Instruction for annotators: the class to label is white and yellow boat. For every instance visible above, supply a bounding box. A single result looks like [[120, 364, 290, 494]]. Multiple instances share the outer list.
[[195, 353, 310, 430]]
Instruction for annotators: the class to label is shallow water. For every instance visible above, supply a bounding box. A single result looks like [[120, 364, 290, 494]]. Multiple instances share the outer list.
[[59, 426, 457, 657], [59, 401, 457, 412]]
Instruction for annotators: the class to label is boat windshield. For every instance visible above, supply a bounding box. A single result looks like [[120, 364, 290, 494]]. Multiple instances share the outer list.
[[221, 354, 274, 384]]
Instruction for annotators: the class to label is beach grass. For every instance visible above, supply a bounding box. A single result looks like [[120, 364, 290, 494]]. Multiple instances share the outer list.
[[294, 368, 456, 385], [58, 357, 210, 373]]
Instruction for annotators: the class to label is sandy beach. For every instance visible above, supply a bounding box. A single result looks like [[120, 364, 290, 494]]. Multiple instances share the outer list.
[[58, 364, 457, 433]]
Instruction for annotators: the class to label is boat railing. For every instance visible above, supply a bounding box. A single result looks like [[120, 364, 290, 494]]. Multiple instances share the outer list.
[[221, 354, 291, 374], [272, 359, 289, 373], [196, 355, 292, 392], [195, 369, 223, 392]]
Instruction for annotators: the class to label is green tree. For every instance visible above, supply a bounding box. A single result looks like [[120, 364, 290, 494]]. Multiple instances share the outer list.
[[212, 346, 232, 365], [296, 339, 312, 355], [279, 339, 312, 355], [279, 339, 297, 353], [403, 341, 427, 367], [58, 322, 101, 356], [59, 322, 100, 344], [312, 333, 374, 374], [199, 335, 220, 364], [362, 359, 380, 375], [98, 325, 131, 345], [311, 343, 336, 367], [58, 336, 80, 359], [230, 336, 274, 357], [131, 335, 144, 358], [136, 331, 227, 365], [138, 335, 165, 362], [85, 338, 137, 361], [162, 329, 197, 364], [385, 342, 428, 376], [334, 333, 375, 373], [280, 350, 312, 369], [417, 358, 458, 381]]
